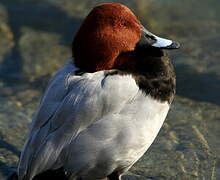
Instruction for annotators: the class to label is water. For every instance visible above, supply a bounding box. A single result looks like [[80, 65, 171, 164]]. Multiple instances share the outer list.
[[0, 0, 219, 179]]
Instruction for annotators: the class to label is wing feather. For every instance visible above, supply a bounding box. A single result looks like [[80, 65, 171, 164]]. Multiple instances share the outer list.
[[17, 62, 138, 180]]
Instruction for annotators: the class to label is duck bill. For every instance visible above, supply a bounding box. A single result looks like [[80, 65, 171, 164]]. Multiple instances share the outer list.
[[137, 26, 180, 50]]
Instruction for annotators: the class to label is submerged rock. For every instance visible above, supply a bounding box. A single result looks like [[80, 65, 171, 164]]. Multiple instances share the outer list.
[[19, 28, 71, 80], [0, 4, 14, 65]]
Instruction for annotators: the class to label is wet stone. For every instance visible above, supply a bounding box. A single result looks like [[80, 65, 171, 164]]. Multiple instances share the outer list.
[[0, 4, 14, 65]]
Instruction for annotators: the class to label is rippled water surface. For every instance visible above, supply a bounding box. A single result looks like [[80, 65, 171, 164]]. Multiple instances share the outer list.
[[0, 0, 220, 179]]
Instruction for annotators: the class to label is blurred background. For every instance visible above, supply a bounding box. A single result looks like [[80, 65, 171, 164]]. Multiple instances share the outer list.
[[0, 0, 219, 179]]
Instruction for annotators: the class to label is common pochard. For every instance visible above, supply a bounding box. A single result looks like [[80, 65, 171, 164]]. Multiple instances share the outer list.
[[11, 3, 180, 180]]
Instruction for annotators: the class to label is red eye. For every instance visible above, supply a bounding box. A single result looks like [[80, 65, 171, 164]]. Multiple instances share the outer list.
[[117, 22, 125, 27]]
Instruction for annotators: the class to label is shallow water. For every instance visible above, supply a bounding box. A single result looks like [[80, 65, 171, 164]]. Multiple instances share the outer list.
[[0, 0, 220, 179]]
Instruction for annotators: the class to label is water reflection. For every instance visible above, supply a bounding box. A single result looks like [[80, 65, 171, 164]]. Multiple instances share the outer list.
[[176, 64, 220, 106]]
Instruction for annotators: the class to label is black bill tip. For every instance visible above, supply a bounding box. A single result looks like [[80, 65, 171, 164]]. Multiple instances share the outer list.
[[164, 41, 180, 50]]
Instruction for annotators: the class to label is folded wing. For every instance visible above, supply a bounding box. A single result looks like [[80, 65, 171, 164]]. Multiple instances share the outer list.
[[17, 61, 139, 180]]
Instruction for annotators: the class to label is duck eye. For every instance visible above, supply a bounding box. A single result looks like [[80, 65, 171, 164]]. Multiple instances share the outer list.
[[116, 22, 125, 27], [115, 18, 127, 28]]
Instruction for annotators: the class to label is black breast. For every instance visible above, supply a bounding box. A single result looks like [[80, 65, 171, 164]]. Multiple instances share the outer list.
[[134, 58, 175, 104], [106, 48, 176, 104]]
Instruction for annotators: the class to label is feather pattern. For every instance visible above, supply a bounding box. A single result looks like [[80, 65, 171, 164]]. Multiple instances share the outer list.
[[17, 61, 170, 180]]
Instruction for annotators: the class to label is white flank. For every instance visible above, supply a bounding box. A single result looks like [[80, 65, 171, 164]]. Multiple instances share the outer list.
[[17, 61, 170, 180]]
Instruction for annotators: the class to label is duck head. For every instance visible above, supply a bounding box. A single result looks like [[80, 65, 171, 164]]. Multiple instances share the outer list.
[[72, 3, 180, 72]]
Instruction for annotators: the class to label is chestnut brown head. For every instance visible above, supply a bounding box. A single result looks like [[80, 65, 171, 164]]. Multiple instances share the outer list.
[[72, 3, 180, 72]]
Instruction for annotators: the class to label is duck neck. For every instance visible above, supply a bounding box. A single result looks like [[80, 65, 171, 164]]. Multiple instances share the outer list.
[[114, 49, 176, 104]]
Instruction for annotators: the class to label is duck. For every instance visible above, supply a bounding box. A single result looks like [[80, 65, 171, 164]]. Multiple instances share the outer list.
[[11, 3, 180, 180]]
